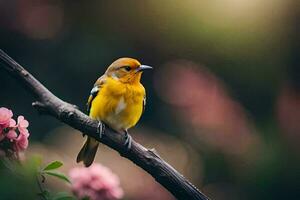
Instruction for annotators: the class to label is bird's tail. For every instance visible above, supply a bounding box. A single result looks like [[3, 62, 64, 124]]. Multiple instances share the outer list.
[[76, 136, 99, 167]]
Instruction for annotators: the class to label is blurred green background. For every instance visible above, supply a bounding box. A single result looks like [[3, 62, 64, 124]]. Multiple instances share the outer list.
[[0, 0, 299, 199]]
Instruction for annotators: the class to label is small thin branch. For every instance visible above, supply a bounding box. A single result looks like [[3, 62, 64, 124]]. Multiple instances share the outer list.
[[0, 49, 210, 200], [36, 174, 47, 200]]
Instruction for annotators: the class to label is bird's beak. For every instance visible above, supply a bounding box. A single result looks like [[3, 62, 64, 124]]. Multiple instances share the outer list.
[[136, 65, 153, 72]]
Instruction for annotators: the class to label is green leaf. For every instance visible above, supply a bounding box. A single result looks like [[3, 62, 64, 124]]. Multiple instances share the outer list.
[[44, 171, 70, 183], [51, 192, 76, 200], [43, 161, 63, 171], [53, 196, 75, 200]]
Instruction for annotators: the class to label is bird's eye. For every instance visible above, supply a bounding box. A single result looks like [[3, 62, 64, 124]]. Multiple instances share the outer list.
[[124, 66, 131, 71]]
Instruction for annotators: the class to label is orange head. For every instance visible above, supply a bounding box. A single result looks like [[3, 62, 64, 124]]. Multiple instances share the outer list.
[[105, 58, 152, 84]]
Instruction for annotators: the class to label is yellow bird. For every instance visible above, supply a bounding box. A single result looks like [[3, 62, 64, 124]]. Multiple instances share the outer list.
[[77, 58, 152, 167]]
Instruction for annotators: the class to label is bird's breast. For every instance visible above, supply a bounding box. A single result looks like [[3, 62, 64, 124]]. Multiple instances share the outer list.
[[90, 81, 145, 132]]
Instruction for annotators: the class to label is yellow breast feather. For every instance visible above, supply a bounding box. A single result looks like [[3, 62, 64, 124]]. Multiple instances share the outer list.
[[90, 77, 145, 132]]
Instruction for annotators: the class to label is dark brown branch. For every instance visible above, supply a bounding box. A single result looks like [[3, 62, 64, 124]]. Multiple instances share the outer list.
[[0, 49, 210, 200]]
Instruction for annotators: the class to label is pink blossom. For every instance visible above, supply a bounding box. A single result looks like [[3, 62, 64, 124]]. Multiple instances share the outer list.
[[0, 107, 13, 132], [13, 130, 29, 151], [69, 163, 124, 200], [6, 130, 17, 140], [9, 118, 16, 127], [0, 108, 30, 159], [6, 119, 17, 140], [17, 116, 29, 133]]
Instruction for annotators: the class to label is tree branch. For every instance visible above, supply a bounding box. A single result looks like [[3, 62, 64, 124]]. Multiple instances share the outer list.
[[0, 49, 210, 200]]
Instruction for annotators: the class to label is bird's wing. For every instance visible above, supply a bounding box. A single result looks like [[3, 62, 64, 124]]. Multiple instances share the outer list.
[[87, 75, 106, 115]]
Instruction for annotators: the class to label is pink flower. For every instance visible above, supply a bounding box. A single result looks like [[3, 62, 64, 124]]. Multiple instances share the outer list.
[[6, 129, 17, 140], [11, 115, 30, 152], [0, 107, 13, 131], [69, 164, 124, 200], [9, 118, 16, 127], [13, 130, 29, 152], [17, 116, 29, 133], [6, 119, 17, 140], [0, 108, 30, 159]]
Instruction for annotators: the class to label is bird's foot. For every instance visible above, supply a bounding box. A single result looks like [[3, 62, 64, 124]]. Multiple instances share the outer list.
[[97, 121, 105, 138], [124, 130, 132, 151]]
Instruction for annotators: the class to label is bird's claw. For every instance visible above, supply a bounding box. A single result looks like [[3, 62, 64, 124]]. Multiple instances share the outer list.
[[124, 130, 132, 151], [97, 121, 105, 138]]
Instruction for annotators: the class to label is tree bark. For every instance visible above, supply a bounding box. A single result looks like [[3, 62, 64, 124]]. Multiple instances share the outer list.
[[0, 49, 210, 200]]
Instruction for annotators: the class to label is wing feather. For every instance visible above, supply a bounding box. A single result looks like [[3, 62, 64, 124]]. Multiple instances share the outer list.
[[87, 75, 106, 115]]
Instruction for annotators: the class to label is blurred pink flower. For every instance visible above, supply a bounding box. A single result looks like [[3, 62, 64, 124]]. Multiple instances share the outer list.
[[6, 118, 17, 140], [154, 60, 258, 155], [0, 108, 30, 157], [6, 129, 17, 140], [0, 107, 13, 131], [9, 118, 16, 127], [17, 116, 29, 133], [13, 130, 29, 151], [69, 163, 123, 200], [16, 1, 64, 39]]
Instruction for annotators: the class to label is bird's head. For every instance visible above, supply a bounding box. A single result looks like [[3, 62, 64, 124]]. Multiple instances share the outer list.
[[105, 58, 152, 84]]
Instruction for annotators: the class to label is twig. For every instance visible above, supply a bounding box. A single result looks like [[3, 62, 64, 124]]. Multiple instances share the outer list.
[[36, 174, 47, 200], [0, 49, 210, 200]]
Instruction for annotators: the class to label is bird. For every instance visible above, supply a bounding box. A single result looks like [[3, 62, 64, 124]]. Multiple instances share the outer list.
[[76, 57, 152, 167]]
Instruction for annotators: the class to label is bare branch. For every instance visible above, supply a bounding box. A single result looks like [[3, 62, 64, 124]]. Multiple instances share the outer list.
[[0, 49, 210, 200]]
